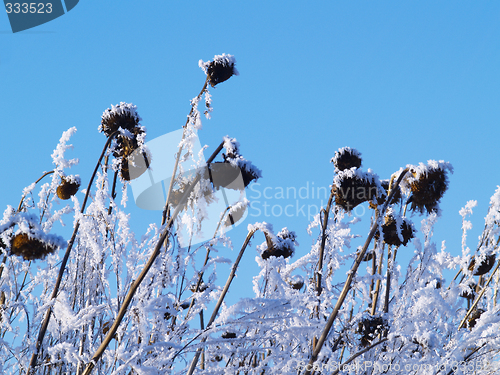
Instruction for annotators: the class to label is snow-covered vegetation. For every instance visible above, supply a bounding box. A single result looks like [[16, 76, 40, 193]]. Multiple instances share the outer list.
[[1, 55, 500, 375]]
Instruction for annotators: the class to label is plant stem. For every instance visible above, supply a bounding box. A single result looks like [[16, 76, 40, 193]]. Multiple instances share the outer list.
[[316, 188, 336, 295], [28, 131, 119, 373], [458, 258, 500, 330], [81, 141, 224, 375], [185, 228, 257, 375], [161, 77, 209, 227]]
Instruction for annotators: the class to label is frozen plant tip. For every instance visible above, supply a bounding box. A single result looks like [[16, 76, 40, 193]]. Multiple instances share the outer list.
[[331, 147, 362, 173], [199, 54, 239, 87], [56, 175, 81, 200]]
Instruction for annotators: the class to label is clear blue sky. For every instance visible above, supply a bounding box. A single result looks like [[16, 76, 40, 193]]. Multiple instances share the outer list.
[[1, 1, 500, 299]]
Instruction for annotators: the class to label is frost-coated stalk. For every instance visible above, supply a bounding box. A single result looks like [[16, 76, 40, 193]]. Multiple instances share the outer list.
[[382, 245, 397, 314], [161, 77, 209, 226], [81, 141, 224, 375], [316, 188, 336, 295], [186, 228, 258, 375], [303, 168, 408, 375], [16, 170, 55, 212], [370, 244, 385, 316], [28, 130, 120, 373], [458, 258, 500, 330]]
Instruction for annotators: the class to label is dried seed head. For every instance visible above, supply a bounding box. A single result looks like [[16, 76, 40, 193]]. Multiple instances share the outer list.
[[356, 316, 388, 347], [361, 250, 374, 262], [376, 213, 414, 247], [331, 147, 362, 173], [221, 332, 237, 339], [99, 102, 141, 137], [289, 275, 305, 290], [261, 228, 297, 260], [199, 54, 239, 87], [120, 150, 150, 181], [333, 169, 380, 211], [56, 175, 81, 200], [10, 233, 56, 260], [467, 308, 485, 329], [459, 281, 477, 300], [468, 254, 496, 276], [403, 161, 453, 214]]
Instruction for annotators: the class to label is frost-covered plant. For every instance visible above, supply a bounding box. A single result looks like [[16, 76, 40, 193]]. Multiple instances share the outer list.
[[1, 57, 500, 375]]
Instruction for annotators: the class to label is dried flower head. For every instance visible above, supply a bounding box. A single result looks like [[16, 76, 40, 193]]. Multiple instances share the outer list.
[[120, 149, 150, 181], [207, 136, 262, 190], [331, 147, 362, 173], [356, 315, 388, 347], [56, 175, 81, 200], [468, 254, 496, 276], [221, 332, 237, 339], [376, 213, 414, 247], [289, 275, 304, 290], [459, 280, 477, 300], [261, 228, 297, 260], [10, 233, 56, 260], [402, 161, 453, 214], [333, 168, 380, 211], [199, 54, 239, 87], [99, 102, 142, 137], [467, 308, 485, 329]]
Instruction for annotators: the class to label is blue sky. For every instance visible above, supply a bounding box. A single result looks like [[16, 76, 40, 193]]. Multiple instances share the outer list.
[[1, 1, 500, 299]]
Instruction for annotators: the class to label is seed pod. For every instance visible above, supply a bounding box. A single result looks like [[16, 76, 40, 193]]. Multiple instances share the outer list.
[[201, 54, 238, 87], [289, 275, 304, 290], [221, 332, 237, 339], [56, 175, 81, 200], [10, 233, 56, 260], [406, 162, 452, 214], [459, 281, 477, 300], [468, 254, 496, 276], [120, 150, 150, 181], [467, 308, 485, 329], [356, 316, 388, 347], [362, 250, 375, 262], [100, 102, 141, 138], [331, 147, 362, 173], [333, 170, 380, 212], [261, 229, 297, 260], [376, 214, 414, 247]]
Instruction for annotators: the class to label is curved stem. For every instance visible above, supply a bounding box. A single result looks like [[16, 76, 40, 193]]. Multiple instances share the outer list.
[[17, 170, 55, 212], [28, 130, 119, 373], [161, 77, 209, 226]]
